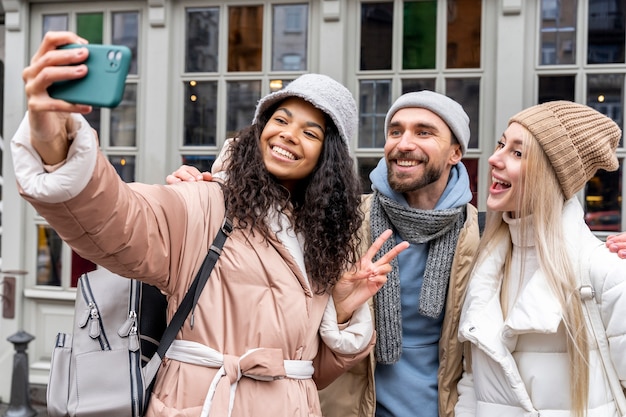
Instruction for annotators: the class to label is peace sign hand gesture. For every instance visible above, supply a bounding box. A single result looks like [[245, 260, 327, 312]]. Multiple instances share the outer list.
[[332, 229, 409, 323]]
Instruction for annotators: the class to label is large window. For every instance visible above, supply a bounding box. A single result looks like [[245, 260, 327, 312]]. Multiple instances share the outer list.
[[179, 3, 310, 172], [355, 0, 483, 202], [537, 0, 625, 233]]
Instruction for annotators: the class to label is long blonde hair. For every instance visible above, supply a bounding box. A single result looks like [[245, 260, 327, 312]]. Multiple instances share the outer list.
[[475, 126, 590, 417]]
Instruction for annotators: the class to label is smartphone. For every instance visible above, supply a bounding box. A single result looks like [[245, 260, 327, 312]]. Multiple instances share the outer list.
[[47, 44, 132, 108]]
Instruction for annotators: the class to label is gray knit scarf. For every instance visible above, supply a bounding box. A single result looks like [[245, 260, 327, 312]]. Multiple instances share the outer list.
[[371, 191, 465, 364]]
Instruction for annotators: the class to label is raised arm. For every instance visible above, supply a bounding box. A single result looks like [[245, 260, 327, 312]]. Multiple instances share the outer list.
[[23, 31, 93, 164]]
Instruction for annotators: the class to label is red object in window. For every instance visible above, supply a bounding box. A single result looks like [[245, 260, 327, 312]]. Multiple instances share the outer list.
[[71, 252, 97, 287]]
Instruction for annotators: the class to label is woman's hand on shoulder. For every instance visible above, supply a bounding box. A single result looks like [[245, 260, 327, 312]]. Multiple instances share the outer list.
[[166, 165, 213, 184], [24, 31, 93, 164], [606, 232, 626, 259], [332, 230, 409, 323]]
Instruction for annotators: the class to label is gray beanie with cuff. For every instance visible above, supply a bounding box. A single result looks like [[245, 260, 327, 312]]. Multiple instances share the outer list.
[[253, 73, 357, 147], [384, 91, 471, 155]]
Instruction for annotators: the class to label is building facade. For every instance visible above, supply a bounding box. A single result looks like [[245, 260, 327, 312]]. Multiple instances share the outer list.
[[0, 0, 625, 400]]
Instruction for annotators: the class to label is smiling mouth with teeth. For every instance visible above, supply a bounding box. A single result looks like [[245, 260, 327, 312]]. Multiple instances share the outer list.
[[272, 146, 296, 160], [396, 160, 419, 167], [492, 176, 511, 190]]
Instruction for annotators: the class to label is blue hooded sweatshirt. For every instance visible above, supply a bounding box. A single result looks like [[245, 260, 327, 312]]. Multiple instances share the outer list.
[[369, 157, 472, 417]]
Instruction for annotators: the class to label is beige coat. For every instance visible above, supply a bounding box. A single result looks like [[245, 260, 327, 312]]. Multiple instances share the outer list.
[[319, 195, 479, 417], [20, 152, 374, 417]]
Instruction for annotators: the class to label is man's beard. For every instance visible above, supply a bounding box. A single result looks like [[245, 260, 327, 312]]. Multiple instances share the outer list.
[[388, 161, 444, 193]]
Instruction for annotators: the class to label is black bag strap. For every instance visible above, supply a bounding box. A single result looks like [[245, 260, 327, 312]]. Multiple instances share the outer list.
[[156, 216, 233, 359]]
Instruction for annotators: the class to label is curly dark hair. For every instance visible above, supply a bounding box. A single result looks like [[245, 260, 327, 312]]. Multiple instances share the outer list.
[[221, 102, 363, 294]]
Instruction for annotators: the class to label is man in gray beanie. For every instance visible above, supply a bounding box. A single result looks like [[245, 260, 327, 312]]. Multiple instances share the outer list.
[[319, 91, 479, 417], [167, 89, 479, 417]]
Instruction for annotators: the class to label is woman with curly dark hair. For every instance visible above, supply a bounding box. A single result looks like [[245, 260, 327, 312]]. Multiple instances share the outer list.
[[13, 31, 408, 417]]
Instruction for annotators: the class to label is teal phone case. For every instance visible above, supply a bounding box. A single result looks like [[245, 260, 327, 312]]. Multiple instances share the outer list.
[[48, 44, 131, 108]]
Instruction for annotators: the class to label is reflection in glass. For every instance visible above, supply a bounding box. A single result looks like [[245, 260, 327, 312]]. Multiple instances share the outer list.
[[403, 0, 436, 69], [77, 13, 103, 44], [446, 78, 480, 149], [587, 73, 624, 147], [272, 4, 308, 71], [359, 79, 392, 148], [446, 0, 481, 69], [182, 155, 217, 174], [84, 110, 101, 139], [109, 155, 136, 182], [43, 14, 68, 33], [184, 81, 217, 146], [186, 7, 220, 73], [538, 75, 575, 102], [361, 2, 393, 71], [540, 0, 577, 65], [462, 158, 479, 207], [402, 78, 436, 94], [585, 163, 622, 232], [112, 11, 139, 74], [71, 251, 97, 288], [588, 0, 625, 64], [228, 6, 263, 72], [357, 157, 381, 194], [36, 225, 62, 286], [226, 80, 262, 138], [111, 85, 137, 147]]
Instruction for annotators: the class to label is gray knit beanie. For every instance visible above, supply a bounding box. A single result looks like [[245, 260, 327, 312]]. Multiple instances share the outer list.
[[384, 91, 471, 155], [509, 101, 621, 199], [253, 73, 357, 147]]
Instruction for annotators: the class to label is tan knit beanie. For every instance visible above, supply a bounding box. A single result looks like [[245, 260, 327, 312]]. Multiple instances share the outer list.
[[509, 101, 621, 199]]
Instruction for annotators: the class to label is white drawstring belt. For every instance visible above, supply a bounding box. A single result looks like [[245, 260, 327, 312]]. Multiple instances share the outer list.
[[166, 340, 314, 417]]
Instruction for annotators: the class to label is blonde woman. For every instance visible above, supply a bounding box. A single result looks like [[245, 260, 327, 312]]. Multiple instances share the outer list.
[[455, 101, 626, 417]]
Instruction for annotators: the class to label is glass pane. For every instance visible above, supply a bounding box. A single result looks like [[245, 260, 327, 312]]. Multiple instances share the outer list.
[[186, 7, 220, 73], [585, 162, 622, 232], [272, 4, 308, 71], [226, 80, 262, 138], [538, 75, 576, 102], [77, 13, 103, 44], [184, 80, 217, 146], [228, 6, 263, 72], [588, 0, 626, 64], [182, 155, 217, 174], [462, 157, 479, 207], [112, 12, 139, 75], [587, 73, 624, 147], [403, 1, 436, 69], [357, 157, 381, 194], [361, 2, 393, 70], [540, 0, 577, 65], [36, 225, 62, 286], [43, 14, 68, 33], [447, 0, 481, 69], [446, 78, 480, 149], [84, 110, 101, 138], [269, 78, 295, 92], [71, 251, 96, 288], [359, 79, 392, 148], [402, 78, 436, 93], [111, 84, 137, 147], [109, 155, 135, 182]]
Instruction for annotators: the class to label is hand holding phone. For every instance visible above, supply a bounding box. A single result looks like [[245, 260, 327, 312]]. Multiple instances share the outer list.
[[47, 44, 131, 108]]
